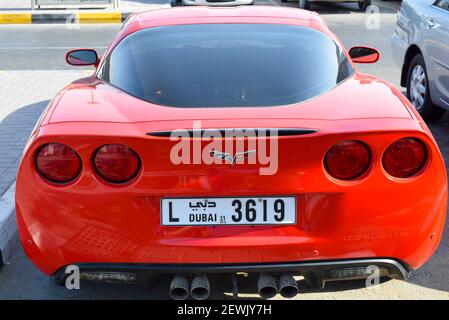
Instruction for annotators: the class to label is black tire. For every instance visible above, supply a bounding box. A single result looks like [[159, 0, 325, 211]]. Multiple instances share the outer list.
[[358, 0, 371, 11], [298, 0, 310, 10], [171, 0, 183, 6], [406, 54, 445, 122], [281, 0, 287, 2]]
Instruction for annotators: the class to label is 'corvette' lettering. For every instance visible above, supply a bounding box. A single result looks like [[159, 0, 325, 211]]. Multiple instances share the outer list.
[[344, 231, 409, 241]]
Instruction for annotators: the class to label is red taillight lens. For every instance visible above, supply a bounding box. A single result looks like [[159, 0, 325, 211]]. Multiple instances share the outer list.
[[382, 138, 427, 178], [36, 143, 81, 183], [93, 144, 141, 183], [324, 140, 371, 180]]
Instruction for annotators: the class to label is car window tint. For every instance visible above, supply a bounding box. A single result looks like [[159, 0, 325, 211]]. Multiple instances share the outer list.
[[100, 24, 354, 108], [434, 0, 449, 10]]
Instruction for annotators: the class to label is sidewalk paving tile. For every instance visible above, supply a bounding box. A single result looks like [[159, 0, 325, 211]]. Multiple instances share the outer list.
[[0, 70, 87, 197]]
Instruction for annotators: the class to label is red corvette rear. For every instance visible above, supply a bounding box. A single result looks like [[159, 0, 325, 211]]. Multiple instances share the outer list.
[[15, 7, 447, 299]]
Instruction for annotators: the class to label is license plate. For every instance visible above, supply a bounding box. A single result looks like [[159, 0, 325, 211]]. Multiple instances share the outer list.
[[161, 196, 296, 226]]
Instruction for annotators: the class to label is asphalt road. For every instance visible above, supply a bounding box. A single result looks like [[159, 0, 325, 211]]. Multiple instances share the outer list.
[[2, 0, 449, 300], [0, 0, 400, 78], [0, 25, 118, 70]]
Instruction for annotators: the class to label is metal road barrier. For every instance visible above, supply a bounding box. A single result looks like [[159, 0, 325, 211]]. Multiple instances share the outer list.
[[31, 0, 120, 10]]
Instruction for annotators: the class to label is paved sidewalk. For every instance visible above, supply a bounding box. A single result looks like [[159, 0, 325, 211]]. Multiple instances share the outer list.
[[0, 70, 87, 197], [0, 70, 86, 264]]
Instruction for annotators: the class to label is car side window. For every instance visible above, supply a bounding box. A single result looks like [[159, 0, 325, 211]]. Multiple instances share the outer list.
[[434, 0, 449, 10]]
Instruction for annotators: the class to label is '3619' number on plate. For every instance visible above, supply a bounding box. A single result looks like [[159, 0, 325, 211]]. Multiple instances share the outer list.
[[231, 199, 285, 223]]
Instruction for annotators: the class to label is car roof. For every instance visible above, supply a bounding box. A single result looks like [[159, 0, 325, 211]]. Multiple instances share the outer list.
[[117, 7, 330, 49], [122, 6, 325, 33], [129, 6, 320, 23]]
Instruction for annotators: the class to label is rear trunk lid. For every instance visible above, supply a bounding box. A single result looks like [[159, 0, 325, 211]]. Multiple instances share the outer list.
[[48, 75, 412, 125]]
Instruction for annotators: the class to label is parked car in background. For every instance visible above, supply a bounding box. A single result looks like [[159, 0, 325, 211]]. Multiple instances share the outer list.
[[173, 0, 254, 6], [296, 0, 371, 11], [392, 0, 449, 122]]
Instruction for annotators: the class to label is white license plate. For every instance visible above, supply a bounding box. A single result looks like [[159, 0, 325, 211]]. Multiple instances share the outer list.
[[161, 196, 296, 226]]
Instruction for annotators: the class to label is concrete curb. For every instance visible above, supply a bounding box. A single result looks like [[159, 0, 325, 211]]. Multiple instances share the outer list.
[[0, 11, 129, 24], [0, 6, 170, 24], [0, 183, 17, 268]]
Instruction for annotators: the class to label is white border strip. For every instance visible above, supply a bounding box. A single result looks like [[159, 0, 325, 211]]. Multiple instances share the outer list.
[[0, 183, 17, 266]]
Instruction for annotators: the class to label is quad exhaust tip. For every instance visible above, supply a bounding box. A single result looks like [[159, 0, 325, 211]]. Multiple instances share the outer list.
[[169, 274, 210, 300], [279, 274, 299, 298], [257, 273, 278, 299], [258, 273, 299, 299], [169, 275, 190, 300], [190, 274, 211, 300], [169, 273, 298, 300]]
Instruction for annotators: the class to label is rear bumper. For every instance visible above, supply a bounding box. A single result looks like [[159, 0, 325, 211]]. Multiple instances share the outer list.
[[16, 125, 448, 276], [54, 258, 410, 289]]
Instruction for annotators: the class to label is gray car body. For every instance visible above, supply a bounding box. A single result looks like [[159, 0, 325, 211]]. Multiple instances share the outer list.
[[392, 0, 449, 109]]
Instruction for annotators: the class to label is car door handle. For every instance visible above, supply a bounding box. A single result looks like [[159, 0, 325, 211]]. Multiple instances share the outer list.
[[425, 17, 435, 29]]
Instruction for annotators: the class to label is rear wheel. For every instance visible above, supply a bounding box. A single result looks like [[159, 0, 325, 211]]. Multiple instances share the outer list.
[[298, 0, 310, 10], [406, 54, 445, 122], [358, 0, 371, 11]]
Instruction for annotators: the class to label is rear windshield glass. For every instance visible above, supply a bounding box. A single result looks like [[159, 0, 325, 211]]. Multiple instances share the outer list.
[[99, 24, 353, 108]]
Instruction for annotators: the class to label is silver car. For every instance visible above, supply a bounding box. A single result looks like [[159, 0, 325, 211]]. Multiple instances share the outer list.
[[297, 0, 372, 11], [392, 0, 449, 122]]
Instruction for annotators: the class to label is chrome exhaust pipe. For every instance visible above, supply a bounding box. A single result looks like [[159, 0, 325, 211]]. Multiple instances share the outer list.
[[190, 274, 210, 300], [279, 274, 299, 298], [169, 275, 190, 300], [257, 273, 278, 299]]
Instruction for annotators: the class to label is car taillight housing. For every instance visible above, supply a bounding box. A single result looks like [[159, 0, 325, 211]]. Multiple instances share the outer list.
[[93, 144, 141, 183], [382, 138, 427, 178], [36, 143, 81, 184], [324, 140, 371, 180]]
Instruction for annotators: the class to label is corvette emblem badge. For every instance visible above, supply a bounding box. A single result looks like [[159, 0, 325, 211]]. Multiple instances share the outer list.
[[210, 149, 256, 165]]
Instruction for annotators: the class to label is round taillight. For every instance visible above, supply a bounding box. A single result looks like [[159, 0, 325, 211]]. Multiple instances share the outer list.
[[324, 140, 371, 180], [36, 143, 81, 184], [382, 138, 427, 178], [93, 144, 141, 183]]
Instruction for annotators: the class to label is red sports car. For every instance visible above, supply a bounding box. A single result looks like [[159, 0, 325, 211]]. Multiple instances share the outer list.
[[16, 7, 447, 300]]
